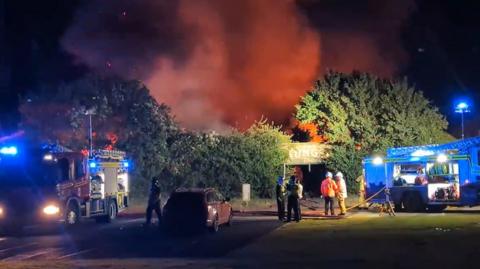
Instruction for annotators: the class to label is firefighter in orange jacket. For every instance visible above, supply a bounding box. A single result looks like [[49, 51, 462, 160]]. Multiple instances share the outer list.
[[321, 172, 338, 216]]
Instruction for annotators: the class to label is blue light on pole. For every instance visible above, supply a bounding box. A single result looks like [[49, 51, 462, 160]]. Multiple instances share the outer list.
[[0, 146, 18, 155], [455, 102, 470, 140]]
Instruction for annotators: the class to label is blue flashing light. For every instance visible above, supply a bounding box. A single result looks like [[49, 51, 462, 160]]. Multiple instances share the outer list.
[[89, 162, 97, 169], [455, 102, 470, 113], [411, 149, 435, 157], [123, 161, 130, 168], [0, 146, 18, 155]]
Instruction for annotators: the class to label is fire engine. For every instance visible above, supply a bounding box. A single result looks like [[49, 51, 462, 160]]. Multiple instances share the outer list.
[[0, 142, 130, 231], [363, 136, 480, 212]]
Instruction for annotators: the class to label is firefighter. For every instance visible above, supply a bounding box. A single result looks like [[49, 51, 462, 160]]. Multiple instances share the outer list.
[[286, 175, 301, 222], [297, 178, 303, 220], [275, 176, 286, 221], [355, 173, 367, 209], [145, 176, 162, 227], [335, 172, 347, 215], [321, 172, 337, 216]]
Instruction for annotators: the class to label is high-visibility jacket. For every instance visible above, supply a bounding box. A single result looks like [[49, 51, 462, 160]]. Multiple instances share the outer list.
[[356, 175, 365, 192], [298, 183, 303, 199], [321, 178, 337, 198], [287, 182, 302, 199], [336, 178, 348, 198], [276, 184, 286, 200]]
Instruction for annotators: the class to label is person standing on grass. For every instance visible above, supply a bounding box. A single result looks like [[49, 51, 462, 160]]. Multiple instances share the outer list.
[[145, 176, 162, 227], [356, 172, 367, 209], [321, 172, 337, 216], [286, 175, 301, 222], [335, 172, 348, 215], [297, 178, 303, 220], [275, 176, 287, 221]]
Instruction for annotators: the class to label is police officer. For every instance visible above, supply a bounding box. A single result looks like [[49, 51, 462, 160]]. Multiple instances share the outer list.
[[275, 176, 286, 221], [286, 175, 301, 222], [145, 176, 162, 226]]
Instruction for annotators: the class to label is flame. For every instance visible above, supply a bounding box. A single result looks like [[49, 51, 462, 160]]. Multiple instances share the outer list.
[[104, 132, 118, 150], [298, 122, 325, 142]]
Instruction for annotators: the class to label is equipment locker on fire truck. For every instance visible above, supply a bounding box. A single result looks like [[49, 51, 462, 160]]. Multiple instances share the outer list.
[[363, 136, 480, 212]]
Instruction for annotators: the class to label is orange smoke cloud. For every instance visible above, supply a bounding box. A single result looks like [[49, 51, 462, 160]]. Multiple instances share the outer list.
[[62, 0, 412, 131], [147, 0, 320, 130]]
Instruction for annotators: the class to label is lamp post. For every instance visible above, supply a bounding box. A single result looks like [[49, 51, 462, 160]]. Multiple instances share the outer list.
[[85, 108, 96, 157], [372, 156, 394, 215], [455, 102, 470, 140]]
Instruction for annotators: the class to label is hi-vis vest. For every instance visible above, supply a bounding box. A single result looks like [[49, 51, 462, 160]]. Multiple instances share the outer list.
[[288, 183, 301, 198]]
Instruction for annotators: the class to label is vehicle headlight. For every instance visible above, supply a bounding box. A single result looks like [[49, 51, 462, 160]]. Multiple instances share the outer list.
[[0, 206, 3, 216], [43, 205, 60, 215]]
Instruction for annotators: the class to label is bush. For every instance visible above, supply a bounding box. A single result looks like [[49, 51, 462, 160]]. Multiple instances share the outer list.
[[165, 121, 290, 198]]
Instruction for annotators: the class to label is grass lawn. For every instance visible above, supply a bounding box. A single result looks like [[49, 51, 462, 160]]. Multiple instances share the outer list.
[[3, 213, 480, 269], [229, 213, 480, 268]]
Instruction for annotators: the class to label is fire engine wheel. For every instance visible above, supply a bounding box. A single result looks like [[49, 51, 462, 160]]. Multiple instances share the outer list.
[[107, 201, 118, 221], [96, 200, 117, 223], [209, 214, 219, 233], [427, 205, 447, 212], [65, 203, 80, 226], [394, 203, 403, 212], [403, 192, 425, 212]]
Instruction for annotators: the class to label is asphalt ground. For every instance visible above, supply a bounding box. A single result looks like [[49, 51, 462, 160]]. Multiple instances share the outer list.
[[0, 215, 282, 262]]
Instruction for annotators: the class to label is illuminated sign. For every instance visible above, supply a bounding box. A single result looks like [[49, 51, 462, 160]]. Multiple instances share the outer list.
[[284, 142, 330, 165]]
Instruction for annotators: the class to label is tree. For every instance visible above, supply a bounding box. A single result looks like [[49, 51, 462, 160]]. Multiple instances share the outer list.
[[243, 120, 291, 197], [166, 120, 290, 198], [295, 72, 453, 192], [20, 75, 177, 198]]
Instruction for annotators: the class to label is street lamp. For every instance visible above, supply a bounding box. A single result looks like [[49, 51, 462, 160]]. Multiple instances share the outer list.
[[85, 108, 96, 157], [372, 156, 394, 215], [455, 102, 470, 140]]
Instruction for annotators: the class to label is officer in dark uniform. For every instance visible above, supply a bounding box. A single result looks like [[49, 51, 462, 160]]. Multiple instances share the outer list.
[[275, 176, 286, 221], [145, 176, 162, 226], [286, 175, 300, 222]]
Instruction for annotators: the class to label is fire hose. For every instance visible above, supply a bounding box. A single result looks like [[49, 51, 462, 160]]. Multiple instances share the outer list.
[[300, 186, 387, 212]]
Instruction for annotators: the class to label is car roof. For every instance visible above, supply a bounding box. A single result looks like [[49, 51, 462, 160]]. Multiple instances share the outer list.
[[174, 187, 215, 193]]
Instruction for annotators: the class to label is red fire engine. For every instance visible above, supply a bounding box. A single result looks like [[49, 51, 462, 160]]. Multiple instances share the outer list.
[[55, 149, 130, 225], [0, 143, 130, 231]]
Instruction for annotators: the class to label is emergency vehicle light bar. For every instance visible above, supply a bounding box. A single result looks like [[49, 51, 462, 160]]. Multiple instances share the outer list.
[[0, 146, 17, 155], [92, 150, 126, 160]]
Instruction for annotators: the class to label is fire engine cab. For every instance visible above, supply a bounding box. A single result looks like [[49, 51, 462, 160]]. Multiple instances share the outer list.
[[0, 142, 130, 231]]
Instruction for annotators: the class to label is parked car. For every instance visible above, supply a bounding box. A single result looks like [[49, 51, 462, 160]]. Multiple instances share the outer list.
[[163, 188, 233, 233]]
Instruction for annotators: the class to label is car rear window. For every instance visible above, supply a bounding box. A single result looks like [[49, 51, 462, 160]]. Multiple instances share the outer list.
[[168, 192, 205, 205]]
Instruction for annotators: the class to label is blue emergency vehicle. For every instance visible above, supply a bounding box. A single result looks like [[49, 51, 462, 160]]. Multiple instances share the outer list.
[[363, 137, 480, 212]]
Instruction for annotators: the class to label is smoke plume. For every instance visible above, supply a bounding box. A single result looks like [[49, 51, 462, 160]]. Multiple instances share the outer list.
[[63, 0, 412, 131]]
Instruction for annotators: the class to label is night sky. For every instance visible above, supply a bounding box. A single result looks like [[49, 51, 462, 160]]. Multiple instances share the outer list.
[[0, 0, 479, 138]]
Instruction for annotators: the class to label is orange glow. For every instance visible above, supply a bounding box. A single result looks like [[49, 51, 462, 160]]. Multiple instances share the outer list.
[[62, 0, 410, 132], [298, 122, 325, 142]]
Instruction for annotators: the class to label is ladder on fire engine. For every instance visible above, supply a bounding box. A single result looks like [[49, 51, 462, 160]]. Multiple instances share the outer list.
[[387, 136, 480, 157]]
